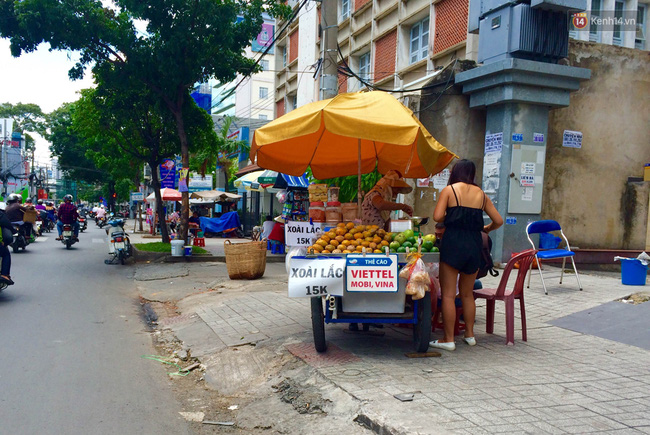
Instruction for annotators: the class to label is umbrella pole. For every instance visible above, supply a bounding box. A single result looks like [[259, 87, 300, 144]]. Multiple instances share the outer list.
[[357, 139, 362, 220]]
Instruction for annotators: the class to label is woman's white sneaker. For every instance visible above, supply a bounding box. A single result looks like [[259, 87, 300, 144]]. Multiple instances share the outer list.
[[429, 340, 456, 351], [463, 337, 477, 346]]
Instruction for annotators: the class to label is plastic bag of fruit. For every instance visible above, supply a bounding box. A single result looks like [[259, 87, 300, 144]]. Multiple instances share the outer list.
[[403, 256, 430, 300]]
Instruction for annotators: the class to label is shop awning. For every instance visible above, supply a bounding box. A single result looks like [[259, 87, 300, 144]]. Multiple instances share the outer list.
[[233, 170, 266, 192], [274, 173, 309, 189], [235, 163, 262, 177]]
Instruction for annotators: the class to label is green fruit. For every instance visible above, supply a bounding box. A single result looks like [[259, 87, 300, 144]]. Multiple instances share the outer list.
[[423, 234, 436, 244], [389, 241, 401, 250], [431, 246, 439, 252], [391, 233, 397, 241], [394, 233, 407, 245], [403, 229, 415, 239], [390, 248, 397, 253], [422, 241, 434, 251], [402, 241, 413, 248], [396, 246, 407, 253], [406, 236, 417, 245]]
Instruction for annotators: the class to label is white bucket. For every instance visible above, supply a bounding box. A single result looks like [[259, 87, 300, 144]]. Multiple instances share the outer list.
[[171, 239, 185, 257]]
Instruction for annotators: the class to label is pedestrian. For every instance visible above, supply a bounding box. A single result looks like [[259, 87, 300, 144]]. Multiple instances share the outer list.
[[429, 159, 503, 351]]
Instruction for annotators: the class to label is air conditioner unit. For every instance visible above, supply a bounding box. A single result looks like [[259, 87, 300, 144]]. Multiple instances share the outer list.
[[477, 3, 570, 64], [143, 164, 152, 180]]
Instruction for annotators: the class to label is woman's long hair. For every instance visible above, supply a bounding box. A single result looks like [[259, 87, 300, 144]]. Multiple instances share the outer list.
[[448, 159, 477, 186]]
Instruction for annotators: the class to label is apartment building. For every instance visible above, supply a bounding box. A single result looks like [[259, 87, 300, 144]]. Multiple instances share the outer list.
[[570, 0, 648, 49], [212, 14, 276, 121], [273, 0, 647, 117], [274, 0, 472, 116]]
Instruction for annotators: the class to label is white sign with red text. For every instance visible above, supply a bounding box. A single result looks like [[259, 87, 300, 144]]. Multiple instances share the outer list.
[[346, 254, 398, 292]]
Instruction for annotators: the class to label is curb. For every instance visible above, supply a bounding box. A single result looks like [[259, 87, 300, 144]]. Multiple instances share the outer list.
[[133, 247, 286, 264]]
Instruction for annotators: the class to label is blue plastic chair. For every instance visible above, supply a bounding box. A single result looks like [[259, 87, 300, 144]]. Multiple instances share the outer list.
[[526, 220, 583, 295]]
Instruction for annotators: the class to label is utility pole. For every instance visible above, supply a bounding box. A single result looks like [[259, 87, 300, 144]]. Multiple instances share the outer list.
[[319, 0, 339, 100]]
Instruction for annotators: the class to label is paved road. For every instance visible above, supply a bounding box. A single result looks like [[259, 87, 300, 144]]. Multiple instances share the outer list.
[[0, 224, 192, 434]]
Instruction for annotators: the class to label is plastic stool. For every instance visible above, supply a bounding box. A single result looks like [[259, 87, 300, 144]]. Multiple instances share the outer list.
[[432, 298, 465, 336], [270, 241, 285, 254], [267, 240, 272, 250], [193, 237, 205, 247]]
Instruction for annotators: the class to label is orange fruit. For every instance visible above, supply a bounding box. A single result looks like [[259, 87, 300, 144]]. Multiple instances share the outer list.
[[384, 234, 392, 241], [337, 222, 346, 228], [320, 234, 330, 243], [330, 240, 339, 247], [356, 225, 366, 231], [354, 233, 363, 240], [312, 244, 323, 252], [316, 240, 327, 247], [365, 237, 373, 242], [361, 241, 370, 248], [344, 233, 354, 240], [355, 245, 364, 252], [342, 250, 352, 254], [327, 231, 337, 239], [369, 242, 377, 250], [332, 249, 342, 254], [325, 244, 335, 251], [380, 240, 389, 247], [335, 235, 345, 243], [345, 222, 355, 229], [377, 229, 386, 237], [372, 236, 382, 244], [335, 228, 346, 236], [322, 249, 331, 254], [373, 249, 383, 254]]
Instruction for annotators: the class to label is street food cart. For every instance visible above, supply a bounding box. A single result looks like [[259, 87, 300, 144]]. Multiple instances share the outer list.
[[249, 91, 457, 352]]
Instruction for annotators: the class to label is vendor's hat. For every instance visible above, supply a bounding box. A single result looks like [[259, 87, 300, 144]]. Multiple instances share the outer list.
[[274, 215, 286, 223]]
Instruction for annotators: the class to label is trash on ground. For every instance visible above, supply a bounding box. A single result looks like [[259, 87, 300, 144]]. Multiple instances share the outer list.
[[179, 411, 205, 422], [393, 392, 419, 402], [203, 421, 235, 426], [228, 405, 238, 410]]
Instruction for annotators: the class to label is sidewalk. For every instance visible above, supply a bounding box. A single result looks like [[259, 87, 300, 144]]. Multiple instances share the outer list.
[[126, 219, 286, 261], [138, 250, 650, 434]]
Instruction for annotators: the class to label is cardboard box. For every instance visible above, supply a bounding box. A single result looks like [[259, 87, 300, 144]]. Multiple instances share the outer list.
[[23, 209, 38, 224]]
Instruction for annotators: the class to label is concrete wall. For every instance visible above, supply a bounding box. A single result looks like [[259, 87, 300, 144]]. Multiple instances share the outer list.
[[546, 40, 650, 249]]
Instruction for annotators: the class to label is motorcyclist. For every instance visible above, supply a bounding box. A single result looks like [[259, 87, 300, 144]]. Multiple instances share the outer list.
[[56, 194, 80, 242], [0, 207, 14, 285], [45, 202, 57, 226], [5, 193, 34, 240]]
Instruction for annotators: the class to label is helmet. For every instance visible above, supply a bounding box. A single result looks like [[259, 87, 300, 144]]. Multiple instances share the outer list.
[[6, 193, 21, 204], [37, 199, 43, 205], [64, 194, 73, 202]]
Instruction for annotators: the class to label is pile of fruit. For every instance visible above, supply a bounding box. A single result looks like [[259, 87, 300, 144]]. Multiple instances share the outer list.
[[308, 224, 439, 254], [388, 229, 438, 253], [308, 223, 392, 254]]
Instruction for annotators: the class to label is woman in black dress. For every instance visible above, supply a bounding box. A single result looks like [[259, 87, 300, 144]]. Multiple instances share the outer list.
[[430, 160, 503, 351]]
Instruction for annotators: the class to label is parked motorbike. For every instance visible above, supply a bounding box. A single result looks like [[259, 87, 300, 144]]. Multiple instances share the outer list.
[[11, 224, 29, 252], [61, 223, 78, 249], [105, 219, 132, 265], [78, 216, 88, 232]]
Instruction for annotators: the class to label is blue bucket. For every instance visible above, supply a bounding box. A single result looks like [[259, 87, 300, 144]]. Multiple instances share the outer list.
[[621, 259, 647, 286], [184, 246, 192, 256]]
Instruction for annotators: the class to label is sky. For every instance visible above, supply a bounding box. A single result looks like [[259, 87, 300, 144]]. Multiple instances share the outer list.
[[0, 40, 95, 166]]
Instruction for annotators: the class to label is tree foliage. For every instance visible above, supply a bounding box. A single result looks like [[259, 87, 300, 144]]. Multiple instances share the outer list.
[[0, 102, 46, 155], [0, 0, 291, 240]]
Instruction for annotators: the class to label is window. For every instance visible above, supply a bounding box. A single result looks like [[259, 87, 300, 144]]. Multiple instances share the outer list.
[[636, 4, 647, 49], [613, 0, 624, 46], [340, 0, 350, 21], [409, 17, 429, 64], [358, 52, 370, 84], [282, 47, 287, 67], [259, 87, 268, 99], [589, 0, 602, 42], [260, 59, 269, 71], [259, 114, 268, 120]]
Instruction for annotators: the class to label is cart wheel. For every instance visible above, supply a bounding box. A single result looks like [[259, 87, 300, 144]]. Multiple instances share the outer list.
[[413, 291, 432, 353], [311, 297, 327, 353]]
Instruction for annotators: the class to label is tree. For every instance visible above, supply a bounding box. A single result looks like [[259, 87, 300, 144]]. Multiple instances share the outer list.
[[191, 116, 248, 189], [0, 102, 46, 172], [0, 0, 290, 241]]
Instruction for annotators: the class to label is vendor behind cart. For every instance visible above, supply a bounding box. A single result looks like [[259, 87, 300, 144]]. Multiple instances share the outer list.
[[361, 170, 413, 230]]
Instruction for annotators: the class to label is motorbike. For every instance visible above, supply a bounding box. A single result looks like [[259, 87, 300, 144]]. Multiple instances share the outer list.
[[11, 224, 29, 252], [61, 223, 78, 249], [78, 216, 88, 232], [96, 215, 107, 228], [34, 218, 43, 237], [105, 219, 132, 265]]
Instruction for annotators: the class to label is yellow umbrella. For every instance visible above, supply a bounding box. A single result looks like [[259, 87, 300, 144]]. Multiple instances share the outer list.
[[250, 91, 457, 179]]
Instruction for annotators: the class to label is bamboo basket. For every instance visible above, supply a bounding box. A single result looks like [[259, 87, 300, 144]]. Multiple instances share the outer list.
[[224, 240, 267, 280]]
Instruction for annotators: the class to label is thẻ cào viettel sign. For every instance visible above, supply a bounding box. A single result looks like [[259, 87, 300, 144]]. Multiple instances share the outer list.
[[346, 254, 398, 292]]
